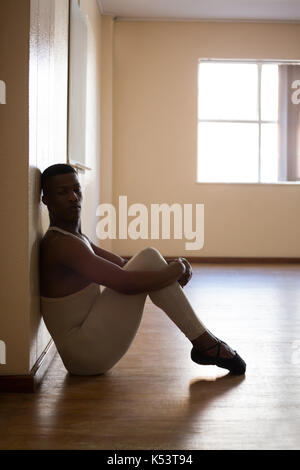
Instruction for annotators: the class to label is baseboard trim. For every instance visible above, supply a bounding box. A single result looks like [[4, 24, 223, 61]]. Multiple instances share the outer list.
[[182, 257, 300, 263], [0, 340, 57, 393], [123, 256, 300, 264]]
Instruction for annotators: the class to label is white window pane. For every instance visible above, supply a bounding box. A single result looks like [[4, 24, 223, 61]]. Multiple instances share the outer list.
[[197, 122, 259, 183], [261, 64, 278, 121], [260, 123, 279, 182], [198, 63, 258, 121]]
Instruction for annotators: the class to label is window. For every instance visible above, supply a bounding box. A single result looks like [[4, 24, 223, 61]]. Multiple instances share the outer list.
[[197, 60, 300, 183]]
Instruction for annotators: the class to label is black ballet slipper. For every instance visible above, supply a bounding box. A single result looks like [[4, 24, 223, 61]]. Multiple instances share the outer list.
[[191, 339, 246, 375]]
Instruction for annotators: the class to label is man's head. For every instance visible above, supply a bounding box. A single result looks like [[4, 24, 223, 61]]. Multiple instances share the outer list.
[[41, 164, 82, 223]]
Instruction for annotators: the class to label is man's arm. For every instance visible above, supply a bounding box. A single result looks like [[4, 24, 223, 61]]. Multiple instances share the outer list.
[[52, 236, 186, 295], [79, 226, 126, 267], [88, 240, 126, 267], [86, 241, 192, 288]]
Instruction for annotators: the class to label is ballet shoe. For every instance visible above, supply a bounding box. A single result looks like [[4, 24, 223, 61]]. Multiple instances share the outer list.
[[191, 338, 246, 375]]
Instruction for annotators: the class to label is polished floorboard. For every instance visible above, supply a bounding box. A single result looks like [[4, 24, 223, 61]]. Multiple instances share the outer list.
[[1, 263, 300, 450]]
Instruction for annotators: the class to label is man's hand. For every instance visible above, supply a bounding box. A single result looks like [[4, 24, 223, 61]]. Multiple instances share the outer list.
[[167, 257, 192, 288]]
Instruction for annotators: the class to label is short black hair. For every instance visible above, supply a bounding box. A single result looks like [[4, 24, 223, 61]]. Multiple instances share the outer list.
[[41, 163, 77, 193]]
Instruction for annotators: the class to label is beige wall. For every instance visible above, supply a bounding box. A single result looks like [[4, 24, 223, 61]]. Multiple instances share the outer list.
[[113, 21, 300, 257], [0, 0, 31, 374]]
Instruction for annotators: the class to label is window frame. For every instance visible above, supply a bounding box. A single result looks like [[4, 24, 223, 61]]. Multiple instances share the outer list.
[[196, 58, 300, 185]]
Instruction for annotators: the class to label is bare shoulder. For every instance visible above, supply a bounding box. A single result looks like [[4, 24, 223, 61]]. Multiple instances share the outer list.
[[40, 231, 62, 264], [40, 231, 75, 262], [40, 229, 65, 250], [40, 230, 93, 265]]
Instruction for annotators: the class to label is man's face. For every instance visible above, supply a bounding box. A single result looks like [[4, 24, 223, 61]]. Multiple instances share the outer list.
[[42, 172, 82, 222]]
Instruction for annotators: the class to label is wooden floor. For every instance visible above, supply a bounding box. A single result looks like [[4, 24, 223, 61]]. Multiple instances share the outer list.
[[1, 263, 300, 450]]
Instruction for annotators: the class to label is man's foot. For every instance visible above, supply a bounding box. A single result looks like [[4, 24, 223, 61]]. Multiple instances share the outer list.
[[191, 330, 246, 375]]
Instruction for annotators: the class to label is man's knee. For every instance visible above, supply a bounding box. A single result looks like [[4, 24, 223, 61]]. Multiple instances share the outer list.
[[138, 246, 167, 266], [141, 246, 162, 258], [125, 246, 167, 271]]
